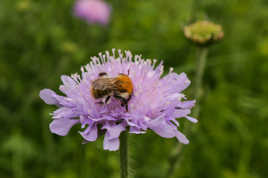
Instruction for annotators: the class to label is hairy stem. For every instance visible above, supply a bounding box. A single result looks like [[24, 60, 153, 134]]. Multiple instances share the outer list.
[[166, 47, 208, 178], [120, 131, 128, 178]]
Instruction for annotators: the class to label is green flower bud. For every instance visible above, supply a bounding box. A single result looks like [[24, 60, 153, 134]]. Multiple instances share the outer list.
[[184, 20, 224, 46], [16, 0, 31, 12]]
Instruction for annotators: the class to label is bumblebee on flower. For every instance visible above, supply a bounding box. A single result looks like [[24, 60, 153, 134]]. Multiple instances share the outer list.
[[91, 72, 133, 112], [40, 49, 197, 151]]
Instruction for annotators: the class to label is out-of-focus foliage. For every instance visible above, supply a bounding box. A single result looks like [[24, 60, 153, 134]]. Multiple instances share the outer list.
[[0, 0, 267, 178]]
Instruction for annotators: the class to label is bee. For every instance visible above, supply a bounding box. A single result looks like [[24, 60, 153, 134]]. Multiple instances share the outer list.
[[91, 72, 133, 111]]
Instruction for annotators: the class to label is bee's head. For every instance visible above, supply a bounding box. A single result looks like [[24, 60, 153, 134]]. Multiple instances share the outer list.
[[98, 72, 108, 78]]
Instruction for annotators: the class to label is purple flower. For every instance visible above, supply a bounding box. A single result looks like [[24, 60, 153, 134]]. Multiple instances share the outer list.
[[40, 49, 197, 151], [73, 0, 110, 25]]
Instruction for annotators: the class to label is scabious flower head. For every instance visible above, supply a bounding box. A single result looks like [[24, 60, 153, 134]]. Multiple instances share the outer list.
[[73, 0, 110, 25], [40, 49, 197, 151], [184, 20, 224, 46]]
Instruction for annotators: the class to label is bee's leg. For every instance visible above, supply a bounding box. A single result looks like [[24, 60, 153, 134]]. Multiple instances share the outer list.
[[114, 93, 129, 112], [120, 99, 129, 112], [120, 102, 128, 112], [125, 104, 129, 112], [104, 96, 111, 104]]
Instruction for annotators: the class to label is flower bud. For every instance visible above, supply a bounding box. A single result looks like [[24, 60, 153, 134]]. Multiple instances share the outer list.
[[184, 20, 224, 46]]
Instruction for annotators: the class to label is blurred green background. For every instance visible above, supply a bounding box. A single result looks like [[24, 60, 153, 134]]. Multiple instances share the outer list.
[[1, 0, 268, 178]]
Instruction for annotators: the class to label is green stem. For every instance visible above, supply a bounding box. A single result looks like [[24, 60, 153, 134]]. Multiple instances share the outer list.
[[120, 131, 128, 178], [13, 153, 23, 178], [166, 47, 208, 178], [166, 144, 183, 178], [192, 47, 208, 118]]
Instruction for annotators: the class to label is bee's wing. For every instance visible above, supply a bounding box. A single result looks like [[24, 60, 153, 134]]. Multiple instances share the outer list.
[[93, 78, 117, 90]]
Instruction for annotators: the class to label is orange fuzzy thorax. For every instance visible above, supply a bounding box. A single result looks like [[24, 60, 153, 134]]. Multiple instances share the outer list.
[[116, 74, 133, 94]]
